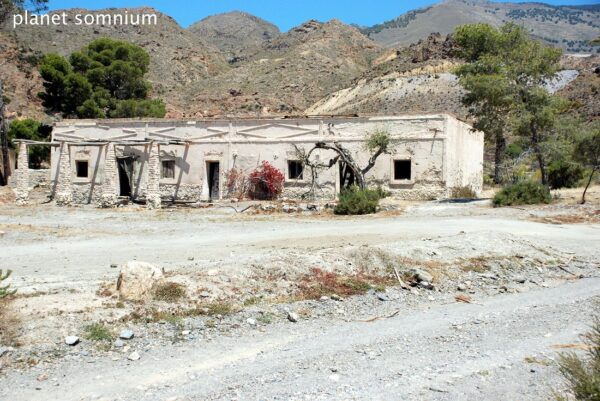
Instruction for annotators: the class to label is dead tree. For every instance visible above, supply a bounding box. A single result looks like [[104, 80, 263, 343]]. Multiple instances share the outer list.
[[295, 128, 393, 198]]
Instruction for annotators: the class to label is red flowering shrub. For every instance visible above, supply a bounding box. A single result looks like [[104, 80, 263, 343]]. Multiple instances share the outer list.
[[248, 161, 284, 200]]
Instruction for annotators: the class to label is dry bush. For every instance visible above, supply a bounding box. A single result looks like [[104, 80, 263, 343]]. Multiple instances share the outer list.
[[556, 317, 600, 400], [450, 186, 477, 199], [152, 282, 187, 302]]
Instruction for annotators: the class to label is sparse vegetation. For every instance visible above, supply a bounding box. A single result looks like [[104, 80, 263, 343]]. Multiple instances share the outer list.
[[152, 282, 187, 302], [202, 301, 236, 316], [556, 317, 600, 400], [493, 181, 552, 207], [83, 323, 112, 342], [295, 267, 394, 300]]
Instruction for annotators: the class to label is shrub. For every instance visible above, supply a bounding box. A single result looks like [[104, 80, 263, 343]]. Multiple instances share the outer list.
[[556, 317, 600, 400], [153, 282, 187, 302], [334, 186, 387, 215], [493, 180, 552, 207], [450, 186, 477, 199], [248, 161, 284, 200], [0, 270, 16, 299], [548, 160, 585, 189]]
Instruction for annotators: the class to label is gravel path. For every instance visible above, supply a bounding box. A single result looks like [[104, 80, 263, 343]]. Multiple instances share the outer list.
[[2, 278, 599, 401]]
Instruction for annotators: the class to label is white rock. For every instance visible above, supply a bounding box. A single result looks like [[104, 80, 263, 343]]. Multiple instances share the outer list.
[[116, 261, 163, 301], [246, 318, 257, 326], [119, 329, 134, 340], [287, 312, 299, 323], [128, 351, 141, 361], [114, 339, 125, 348], [65, 336, 80, 346]]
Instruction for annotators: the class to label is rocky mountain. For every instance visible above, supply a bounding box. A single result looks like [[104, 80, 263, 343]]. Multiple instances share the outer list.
[[362, 0, 600, 53], [181, 19, 383, 117], [188, 11, 280, 57]]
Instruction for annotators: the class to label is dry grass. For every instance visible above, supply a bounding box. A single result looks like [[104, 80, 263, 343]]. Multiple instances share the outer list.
[[294, 267, 395, 300]]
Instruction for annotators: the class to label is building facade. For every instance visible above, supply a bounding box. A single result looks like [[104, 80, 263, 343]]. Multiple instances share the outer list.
[[13, 114, 484, 207]]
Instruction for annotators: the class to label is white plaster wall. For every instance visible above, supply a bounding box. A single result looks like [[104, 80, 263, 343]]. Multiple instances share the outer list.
[[50, 115, 481, 202]]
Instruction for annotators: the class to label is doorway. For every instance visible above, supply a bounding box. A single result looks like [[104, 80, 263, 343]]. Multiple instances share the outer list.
[[339, 161, 355, 190], [117, 157, 134, 198], [207, 161, 220, 200]]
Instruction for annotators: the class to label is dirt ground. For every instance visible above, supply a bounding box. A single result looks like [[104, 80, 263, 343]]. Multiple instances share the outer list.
[[0, 185, 599, 400]]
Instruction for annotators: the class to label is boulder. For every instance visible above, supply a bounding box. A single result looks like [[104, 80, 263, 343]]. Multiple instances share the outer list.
[[116, 261, 163, 301]]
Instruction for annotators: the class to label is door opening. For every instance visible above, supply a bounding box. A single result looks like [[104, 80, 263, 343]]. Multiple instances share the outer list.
[[339, 161, 355, 190], [117, 157, 134, 198], [207, 161, 220, 200]]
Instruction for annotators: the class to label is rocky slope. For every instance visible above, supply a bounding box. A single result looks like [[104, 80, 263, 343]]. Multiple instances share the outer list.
[[363, 0, 600, 53], [0, 31, 45, 120], [188, 11, 280, 57], [306, 33, 468, 117], [182, 19, 383, 117]]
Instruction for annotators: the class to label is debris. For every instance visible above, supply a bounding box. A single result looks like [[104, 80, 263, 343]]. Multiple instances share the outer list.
[[455, 294, 473, 304], [110, 264, 118, 268], [358, 310, 400, 323], [393, 267, 410, 289], [551, 343, 592, 350], [287, 312, 299, 323], [65, 336, 80, 346], [37, 374, 48, 382], [128, 351, 141, 361], [119, 329, 134, 340]]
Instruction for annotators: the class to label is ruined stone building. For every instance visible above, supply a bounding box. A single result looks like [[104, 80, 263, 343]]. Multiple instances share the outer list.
[[13, 114, 483, 207]]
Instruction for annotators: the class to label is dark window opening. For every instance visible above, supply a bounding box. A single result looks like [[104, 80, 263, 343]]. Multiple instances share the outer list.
[[161, 160, 175, 179], [75, 161, 89, 178], [288, 160, 304, 180], [394, 160, 411, 181]]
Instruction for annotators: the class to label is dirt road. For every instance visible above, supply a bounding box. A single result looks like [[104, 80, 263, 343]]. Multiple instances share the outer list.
[[2, 277, 599, 401]]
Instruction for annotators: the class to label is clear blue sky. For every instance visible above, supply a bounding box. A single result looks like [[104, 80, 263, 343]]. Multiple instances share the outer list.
[[45, 0, 600, 31]]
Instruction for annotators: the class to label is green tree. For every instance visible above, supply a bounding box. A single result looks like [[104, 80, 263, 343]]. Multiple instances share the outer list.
[[454, 23, 562, 185], [8, 119, 51, 168], [574, 129, 600, 204], [38, 38, 165, 119]]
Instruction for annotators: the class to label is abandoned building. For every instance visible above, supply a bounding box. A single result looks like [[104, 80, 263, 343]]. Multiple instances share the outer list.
[[12, 114, 483, 207]]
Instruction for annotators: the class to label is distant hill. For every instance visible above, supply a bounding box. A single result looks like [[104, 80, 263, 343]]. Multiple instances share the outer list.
[[182, 19, 383, 117], [362, 0, 600, 53], [188, 11, 280, 57]]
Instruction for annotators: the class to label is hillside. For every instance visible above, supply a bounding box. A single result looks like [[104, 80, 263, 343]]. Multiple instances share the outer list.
[[1, 7, 230, 118], [363, 0, 600, 53], [182, 19, 383, 117], [306, 33, 468, 117], [188, 11, 280, 57]]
